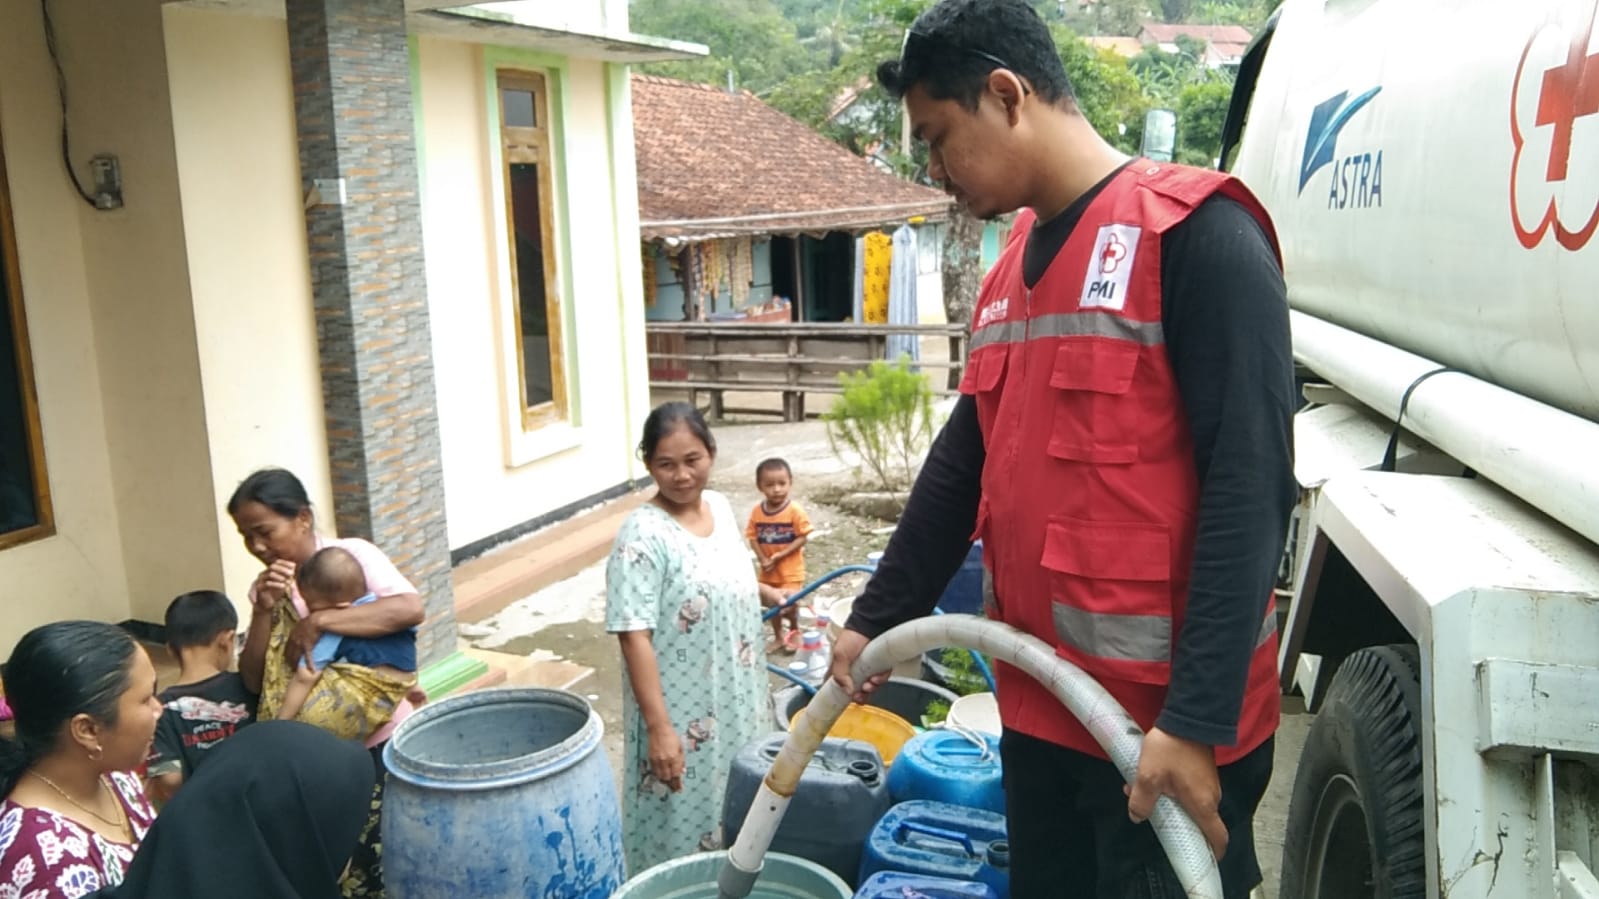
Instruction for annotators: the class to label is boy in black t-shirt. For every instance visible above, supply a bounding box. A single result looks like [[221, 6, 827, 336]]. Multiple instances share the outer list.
[[145, 590, 259, 803]]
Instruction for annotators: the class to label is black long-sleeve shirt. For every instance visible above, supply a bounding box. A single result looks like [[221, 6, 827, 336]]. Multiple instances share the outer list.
[[848, 168, 1297, 748]]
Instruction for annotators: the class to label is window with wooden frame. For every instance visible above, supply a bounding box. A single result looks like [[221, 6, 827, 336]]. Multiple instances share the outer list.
[[0, 135, 53, 549], [496, 70, 568, 428]]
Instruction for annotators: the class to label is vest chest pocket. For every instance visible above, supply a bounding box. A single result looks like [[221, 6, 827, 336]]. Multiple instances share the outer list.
[[1045, 338, 1142, 464], [1041, 515, 1173, 684]]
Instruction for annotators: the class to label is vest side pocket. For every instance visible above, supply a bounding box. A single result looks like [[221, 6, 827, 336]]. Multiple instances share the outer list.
[[1040, 515, 1173, 685], [1044, 338, 1142, 464], [968, 343, 1010, 392]]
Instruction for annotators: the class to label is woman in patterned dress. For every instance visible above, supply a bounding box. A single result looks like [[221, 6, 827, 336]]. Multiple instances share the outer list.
[[606, 402, 768, 875], [0, 621, 163, 898], [228, 467, 426, 898]]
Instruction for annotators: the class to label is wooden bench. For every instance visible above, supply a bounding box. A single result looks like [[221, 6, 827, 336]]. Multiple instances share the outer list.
[[645, 321, 969, 422]]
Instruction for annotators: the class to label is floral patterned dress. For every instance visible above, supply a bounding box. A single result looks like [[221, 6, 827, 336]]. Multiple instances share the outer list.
[[0, 772, 155, 898], [605, 491, 769, 876]]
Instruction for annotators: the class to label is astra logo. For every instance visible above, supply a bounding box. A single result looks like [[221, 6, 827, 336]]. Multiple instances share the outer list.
[[1299, 87, 1384, 209]]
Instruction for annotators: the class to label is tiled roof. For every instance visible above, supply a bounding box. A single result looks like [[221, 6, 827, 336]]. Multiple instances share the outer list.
[[631, 74, 951, 242], [1138, 23, 1254, 45]]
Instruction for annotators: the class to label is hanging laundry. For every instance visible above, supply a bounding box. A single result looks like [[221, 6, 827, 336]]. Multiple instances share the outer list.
[[862, 231, 892, 324], [642, 246, 659, 308], [730, 237, 754, 308], [685, 245, 706, 320]]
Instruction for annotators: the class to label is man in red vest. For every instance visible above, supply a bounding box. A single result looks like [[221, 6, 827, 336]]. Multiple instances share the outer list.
[[829, 1, 1295, 896]]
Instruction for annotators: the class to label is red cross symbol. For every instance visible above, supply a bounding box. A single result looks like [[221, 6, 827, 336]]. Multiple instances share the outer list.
[[1535, 2, 1599, 181], [1100, 233, 1128, 274]]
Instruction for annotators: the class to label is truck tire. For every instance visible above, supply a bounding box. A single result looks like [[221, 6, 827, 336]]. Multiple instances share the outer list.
[[1279, 645, 1425, 899]]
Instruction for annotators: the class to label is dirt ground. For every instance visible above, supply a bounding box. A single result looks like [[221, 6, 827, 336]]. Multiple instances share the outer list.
[[462, 409, 1308, 898]]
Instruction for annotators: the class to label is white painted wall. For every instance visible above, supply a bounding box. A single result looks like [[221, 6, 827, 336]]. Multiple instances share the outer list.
[[0, 2, 131, 650], [0, 0, 234, 650], [415, 40, 645, 551], [163, 6, 337, 609]]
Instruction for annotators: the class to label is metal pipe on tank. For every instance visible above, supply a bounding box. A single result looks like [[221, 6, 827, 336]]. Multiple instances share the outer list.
[[1292, 310, 1599, 545]]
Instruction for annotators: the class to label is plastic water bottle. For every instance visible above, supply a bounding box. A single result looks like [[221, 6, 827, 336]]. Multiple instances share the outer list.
[[811, 637, 832, 685], [798, 630, 828, 685], [787, 659, 812, 689]]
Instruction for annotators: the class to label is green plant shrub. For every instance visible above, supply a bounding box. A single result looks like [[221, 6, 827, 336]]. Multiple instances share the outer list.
[[822, 357, 935, 494]]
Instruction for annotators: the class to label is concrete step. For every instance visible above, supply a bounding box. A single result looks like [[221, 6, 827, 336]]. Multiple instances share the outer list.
[[452, 488, 651, 624]]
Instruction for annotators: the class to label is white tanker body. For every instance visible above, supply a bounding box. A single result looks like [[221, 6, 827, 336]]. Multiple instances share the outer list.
[[1221, 0, 1599, 896]]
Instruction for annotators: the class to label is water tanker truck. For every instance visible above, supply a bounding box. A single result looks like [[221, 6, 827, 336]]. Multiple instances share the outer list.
[[1222, 0, 1599, 895]]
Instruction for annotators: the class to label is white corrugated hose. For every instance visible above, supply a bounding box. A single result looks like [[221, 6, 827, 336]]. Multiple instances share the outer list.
[[717, 614, 1223, 899]]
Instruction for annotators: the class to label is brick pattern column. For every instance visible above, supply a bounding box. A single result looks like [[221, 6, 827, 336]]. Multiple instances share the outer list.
[[286, 0, 455, 665]]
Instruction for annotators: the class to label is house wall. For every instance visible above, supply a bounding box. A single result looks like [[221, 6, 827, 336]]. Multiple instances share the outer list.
[[168, 18, 651, 564], [163, 7, 337, 609], [0, 0, 229, 652], [415, 39, 648, 550]]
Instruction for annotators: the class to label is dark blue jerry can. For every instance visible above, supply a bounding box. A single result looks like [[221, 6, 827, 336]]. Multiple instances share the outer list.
[[859, 801, 1010, 899], [724, 733, 893, 887]]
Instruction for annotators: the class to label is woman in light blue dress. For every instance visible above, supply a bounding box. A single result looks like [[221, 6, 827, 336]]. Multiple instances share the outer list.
[[605, 402, 768, 875]]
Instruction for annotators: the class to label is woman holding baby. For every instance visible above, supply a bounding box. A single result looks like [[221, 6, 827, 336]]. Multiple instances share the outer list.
[[228, 467, 422, 899]]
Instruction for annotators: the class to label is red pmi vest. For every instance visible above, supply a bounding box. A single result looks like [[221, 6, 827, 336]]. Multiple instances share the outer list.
[[959, 162, 1282, 765]]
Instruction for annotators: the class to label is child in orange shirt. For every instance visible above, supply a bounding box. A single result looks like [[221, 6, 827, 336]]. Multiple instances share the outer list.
[[746, 458, 813, 653]]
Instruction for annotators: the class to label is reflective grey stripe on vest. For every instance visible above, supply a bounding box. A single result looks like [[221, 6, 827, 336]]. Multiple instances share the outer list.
[[970, 311, 1165, 352], [1051, 604, 1279, 664], [1052, 603, 1171, 664], [1256, 610, 1278, 648]]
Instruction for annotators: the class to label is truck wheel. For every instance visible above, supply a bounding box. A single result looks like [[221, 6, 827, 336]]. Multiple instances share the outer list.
[[1279, 645, 1425, 899]]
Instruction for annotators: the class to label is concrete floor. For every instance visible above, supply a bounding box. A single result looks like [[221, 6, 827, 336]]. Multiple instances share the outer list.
[[458, 414, 1313, 898]]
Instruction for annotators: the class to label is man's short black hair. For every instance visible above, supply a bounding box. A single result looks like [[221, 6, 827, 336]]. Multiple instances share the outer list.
[[755, 457, 792, 481], [877, 0, 1075, 111], [164, 590, 239, 651]]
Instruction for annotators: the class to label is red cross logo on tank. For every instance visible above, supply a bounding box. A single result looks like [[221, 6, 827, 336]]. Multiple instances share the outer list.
[[1511, 0, 1599, 250]]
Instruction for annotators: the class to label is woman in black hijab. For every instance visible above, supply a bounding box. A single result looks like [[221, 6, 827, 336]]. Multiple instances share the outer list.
[[99, 720, 375, 899]]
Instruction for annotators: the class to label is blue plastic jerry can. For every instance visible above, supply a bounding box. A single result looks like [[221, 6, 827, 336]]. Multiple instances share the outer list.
[[859, 801, 1010, 899], [886, 729, 1004, 813]]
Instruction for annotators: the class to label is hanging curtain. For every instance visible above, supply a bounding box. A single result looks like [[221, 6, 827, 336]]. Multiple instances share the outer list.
[[886, 223, 921, 367], [852, 234, 866, 323]]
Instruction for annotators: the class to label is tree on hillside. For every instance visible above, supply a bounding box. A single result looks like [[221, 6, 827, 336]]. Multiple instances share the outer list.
[[1089, 0, 1148, 36], [1175, 80, 1232, 165], [629, 0, 812, 94], [1190, 0, 1280, 25], [1159, 0, 1193, 22], [1056, 27, 1148, 154], [800, 0, 860, 66]]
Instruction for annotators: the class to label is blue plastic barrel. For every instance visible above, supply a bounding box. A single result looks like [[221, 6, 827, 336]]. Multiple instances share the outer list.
[[615, 851, 850, 898], [382, 688, 624, 899], [853, 871, 999, 899], [886, 730, 1004, 813], [859, 801, 1010, 899], [936, 542, 985, 614]]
